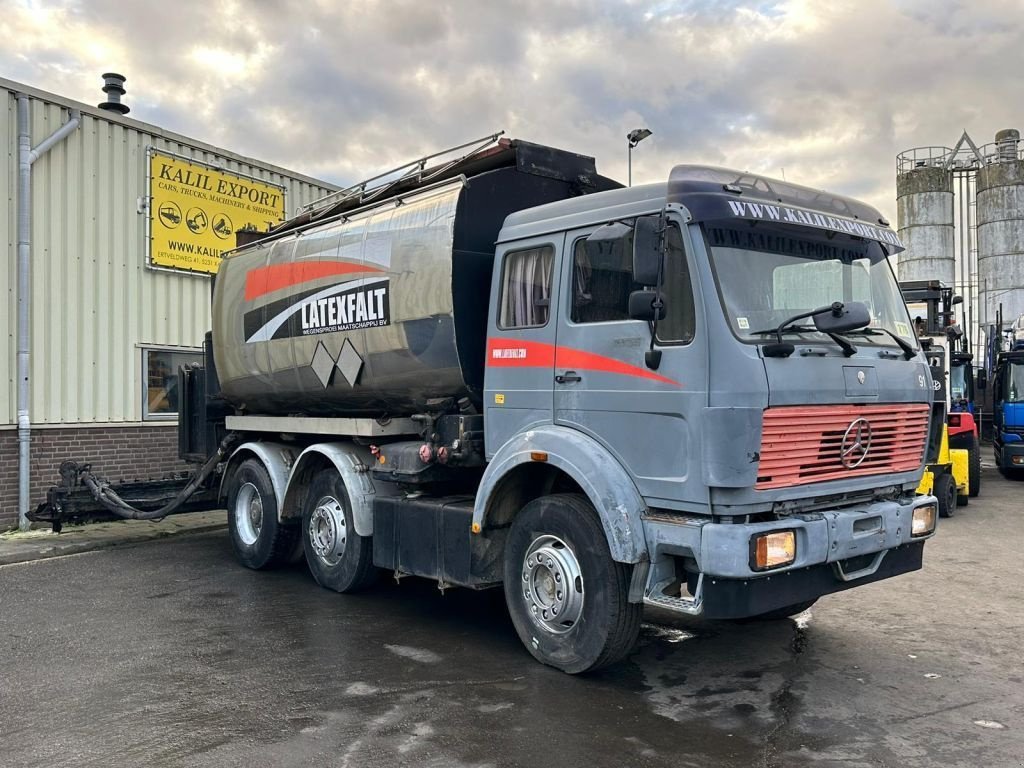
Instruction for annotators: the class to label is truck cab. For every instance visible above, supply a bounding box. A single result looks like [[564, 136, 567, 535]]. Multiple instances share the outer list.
[[481, 166, 937, 663]]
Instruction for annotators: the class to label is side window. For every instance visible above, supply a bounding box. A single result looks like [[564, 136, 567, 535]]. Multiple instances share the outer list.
[[143, 347, 203, 419], [657, 224, 696, 343], [571, 234, 638, 323], [499, 245, 554, 329]]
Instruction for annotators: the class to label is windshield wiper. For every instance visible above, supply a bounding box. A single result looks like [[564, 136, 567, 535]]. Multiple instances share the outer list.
[[844, 328, 916, 360], [748, 325, 817, 336]]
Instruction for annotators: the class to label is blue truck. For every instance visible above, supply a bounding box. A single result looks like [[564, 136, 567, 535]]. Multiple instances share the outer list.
[[992, 348, 1024, 476]]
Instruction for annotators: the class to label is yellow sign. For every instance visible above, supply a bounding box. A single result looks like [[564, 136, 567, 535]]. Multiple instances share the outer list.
[[148, 150, 286, 274]]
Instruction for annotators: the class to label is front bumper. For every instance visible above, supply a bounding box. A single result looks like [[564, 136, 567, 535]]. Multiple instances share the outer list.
[[996, 440, 1024, 468], [641, 494, 937, 618], [700, 542, 925, 619]]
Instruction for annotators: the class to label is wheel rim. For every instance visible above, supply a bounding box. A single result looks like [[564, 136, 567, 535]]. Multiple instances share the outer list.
[[309, 495, 347, 567], [521, 535, 584, 634], [234, 482, 263, 546]]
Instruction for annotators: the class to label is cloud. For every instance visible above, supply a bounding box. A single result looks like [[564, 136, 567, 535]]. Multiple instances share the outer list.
[[2, 0, 1023, 219]]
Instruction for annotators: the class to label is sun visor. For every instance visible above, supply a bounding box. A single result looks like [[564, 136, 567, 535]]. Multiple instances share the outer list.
[[667, 165, 904, 253]]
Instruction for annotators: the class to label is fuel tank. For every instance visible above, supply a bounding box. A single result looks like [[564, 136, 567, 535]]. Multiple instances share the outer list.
[[213, 146, 618, 416]]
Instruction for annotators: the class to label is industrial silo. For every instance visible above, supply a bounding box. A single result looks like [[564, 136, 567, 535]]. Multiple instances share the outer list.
[[896, 153, 955, 283], [977, 129, 1024, 329]]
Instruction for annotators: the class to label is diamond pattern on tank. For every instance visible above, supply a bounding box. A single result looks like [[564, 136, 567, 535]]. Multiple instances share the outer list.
[[310, 341, 337, 388], [336, 338, 364, 387]]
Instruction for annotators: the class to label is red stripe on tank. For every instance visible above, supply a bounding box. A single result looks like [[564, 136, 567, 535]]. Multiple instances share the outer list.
[[244, 261, 386, 301], [486, 338, 680, 387]]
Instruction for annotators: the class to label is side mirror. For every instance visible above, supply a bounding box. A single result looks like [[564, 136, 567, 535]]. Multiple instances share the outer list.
[[951, 295, 964, 306], [632, 216, 663, 286], [812, 301, 871, 334], [628, 290, 666, 322]]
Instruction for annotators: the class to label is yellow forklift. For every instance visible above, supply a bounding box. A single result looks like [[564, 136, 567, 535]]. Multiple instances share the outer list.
[[915, 334, 970, 518], [901, 280, 974, 517]]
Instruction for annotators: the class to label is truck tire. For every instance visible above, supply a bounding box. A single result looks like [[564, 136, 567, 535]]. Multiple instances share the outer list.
[[935, 472, 956, 519], [227, 458, 299, 570], [302, 470, 377, 593], [968, 439, 981, 497], [503, 494, 641, 674]]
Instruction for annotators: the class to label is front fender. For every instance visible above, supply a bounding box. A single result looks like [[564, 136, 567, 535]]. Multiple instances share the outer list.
[[473, 425, 648, 563]]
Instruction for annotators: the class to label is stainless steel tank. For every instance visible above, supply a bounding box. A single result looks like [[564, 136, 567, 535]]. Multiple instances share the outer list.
[[896, 159, 955, 284], [977, 129, 1024, 331], [213, 147, 619, 416]]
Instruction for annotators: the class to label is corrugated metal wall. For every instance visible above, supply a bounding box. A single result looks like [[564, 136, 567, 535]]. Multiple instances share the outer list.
[[1, 83, 336, 425]]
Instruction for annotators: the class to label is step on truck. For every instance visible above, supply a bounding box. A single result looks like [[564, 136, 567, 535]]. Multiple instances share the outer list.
[[35, 136, 940, 673]]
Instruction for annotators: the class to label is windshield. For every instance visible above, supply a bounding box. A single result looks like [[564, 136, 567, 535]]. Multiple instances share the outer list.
[[704, 222, 916, 348], [1005, 362, 1024, 403], [950, 363, 968, 402]]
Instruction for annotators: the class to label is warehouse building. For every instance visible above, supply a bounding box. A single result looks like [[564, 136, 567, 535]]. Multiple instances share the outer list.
[[1, 76, 336, 530]]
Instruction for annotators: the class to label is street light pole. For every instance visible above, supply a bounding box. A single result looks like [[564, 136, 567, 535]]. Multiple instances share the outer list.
[[627, 128, 652, 187]]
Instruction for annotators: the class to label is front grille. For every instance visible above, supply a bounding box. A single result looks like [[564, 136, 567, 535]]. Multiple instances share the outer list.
[[756, 404, 930, 490]]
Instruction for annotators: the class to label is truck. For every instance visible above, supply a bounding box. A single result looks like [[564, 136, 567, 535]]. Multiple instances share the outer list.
[[991, 344, 1024, 477], [33, 136, 940, 673]]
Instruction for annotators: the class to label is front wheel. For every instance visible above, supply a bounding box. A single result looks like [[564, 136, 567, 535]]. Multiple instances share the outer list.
[[503, 494, 641, 674], [935, 472, 956, 518], [302, 469, 377, 593]]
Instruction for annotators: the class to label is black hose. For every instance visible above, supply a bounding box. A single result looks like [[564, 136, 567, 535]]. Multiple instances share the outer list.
[[78, 434, 238, 521]]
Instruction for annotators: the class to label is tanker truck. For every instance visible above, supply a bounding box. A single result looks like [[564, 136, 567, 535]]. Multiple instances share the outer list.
[[35, 136, 940, 673]]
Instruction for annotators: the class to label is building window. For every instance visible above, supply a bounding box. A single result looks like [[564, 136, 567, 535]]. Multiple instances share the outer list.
[[499, 245, 555, 329], [143, 348, 202, 420]]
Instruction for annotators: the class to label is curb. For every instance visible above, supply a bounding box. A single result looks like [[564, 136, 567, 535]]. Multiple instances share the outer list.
[[0, 512, 227, 567]]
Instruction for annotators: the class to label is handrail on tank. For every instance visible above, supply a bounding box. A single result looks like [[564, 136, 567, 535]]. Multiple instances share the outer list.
[[977, 141, 1024, 165], [896, 146, 953, 174], [301, 131, 505, 218]]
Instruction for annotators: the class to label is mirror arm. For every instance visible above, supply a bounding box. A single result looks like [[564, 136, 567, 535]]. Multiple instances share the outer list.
[[644, 210, 668, 370]]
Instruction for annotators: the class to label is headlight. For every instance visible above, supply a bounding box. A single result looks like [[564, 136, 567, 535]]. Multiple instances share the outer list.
[[751, 530, 796, 571], [912, 504, 937, 537]]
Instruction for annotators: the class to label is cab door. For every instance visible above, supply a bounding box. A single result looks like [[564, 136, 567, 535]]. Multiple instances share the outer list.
[[552, 216, 708, 509], [483, 237, 562, 457]]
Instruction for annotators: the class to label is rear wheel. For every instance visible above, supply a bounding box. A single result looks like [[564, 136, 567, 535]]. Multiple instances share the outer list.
[[227, 458, 299, 569], [302, 470, 377, 593], [503, 494, 641, 674], [967, 439, 981, 497], [935, 472, 956, 518]]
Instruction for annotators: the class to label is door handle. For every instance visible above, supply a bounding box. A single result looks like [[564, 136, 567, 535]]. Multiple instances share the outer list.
[[556, 371, 582, 384]]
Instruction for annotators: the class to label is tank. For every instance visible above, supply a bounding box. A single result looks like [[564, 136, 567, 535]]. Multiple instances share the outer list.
[[896, 158, 955, 284], [212, 141, 619, 416], [977, 129, 1024, 331]]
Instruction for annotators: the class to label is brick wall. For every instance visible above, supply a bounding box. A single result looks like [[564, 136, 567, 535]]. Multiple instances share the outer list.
[[0, 425, 192, 530]]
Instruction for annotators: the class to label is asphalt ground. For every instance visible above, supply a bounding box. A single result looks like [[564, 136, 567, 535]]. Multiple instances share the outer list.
[[1, 467, 1022, 768]]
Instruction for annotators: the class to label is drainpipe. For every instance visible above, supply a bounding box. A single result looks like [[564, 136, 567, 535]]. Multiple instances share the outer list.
[[16, 94, 81, 531]]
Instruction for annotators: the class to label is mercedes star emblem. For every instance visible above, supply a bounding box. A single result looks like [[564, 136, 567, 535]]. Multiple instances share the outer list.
[[840, 417, 872, 468]]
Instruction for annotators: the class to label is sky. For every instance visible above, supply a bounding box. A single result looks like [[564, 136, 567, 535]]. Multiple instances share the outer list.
[[2, 0, 1023, 220]]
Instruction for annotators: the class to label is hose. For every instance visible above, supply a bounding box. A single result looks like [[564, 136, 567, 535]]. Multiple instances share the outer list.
[[78, 434, 238, 521]]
